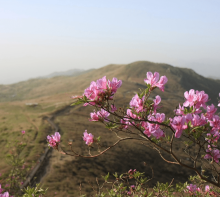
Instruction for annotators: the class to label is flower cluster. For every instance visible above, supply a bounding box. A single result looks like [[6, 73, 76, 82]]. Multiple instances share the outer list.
[[0, 184, 10, 197], [170, 88, 220, 162], [83, 76, 122, 106], [47, 132, 61, 149], [186, 184, 212, 196], [83, 130, 94, 145], [119, 72, 167, 140], [90, 109, 110, 122], [144, 71, 168, 92]]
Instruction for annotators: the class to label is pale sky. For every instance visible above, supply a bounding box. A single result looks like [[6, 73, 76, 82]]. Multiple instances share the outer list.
[[0, 0, 220, 84]]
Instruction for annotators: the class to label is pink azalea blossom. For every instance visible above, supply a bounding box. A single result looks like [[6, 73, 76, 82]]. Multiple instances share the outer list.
[[153, 95, 161, 114], [126, 109, 137, 119], [175, 104, 185, 115], [154, 113, 166, 123], [209, 115, 220, 130], [83, 130, 94, 145], [151, 128, 165, 139], [129, 94, 144, 113], [0, 192, 9, 197], [205, 185, 211, 192], [107, 77, 122, 94], [170, 116, 188, 138], [141, 121, 162, 138], [128, 169, 136, 174], [111, 104, 117, 112], [204, 149, 220, 163], [83, 77, 122, 106], [90, 111, 99, 121], [96, 76, 108, 91], [206, 104, 217, 119], [47, 132, 61, 148], [144, 72, 159, 86], [191, 114, 206, 127], [97, 109, 110, 121], [183, 89, 196, 107], [84, 81, 99, 101], [194, 90, 209, 109], [21, 130, 25, 135], [90, 109, 110, 122], [155, 76, 168, 92], [186, 184, 197, 193], [120, 118, 130, 129], [185, 113, 193, 123], [144, 72, 168, 91]]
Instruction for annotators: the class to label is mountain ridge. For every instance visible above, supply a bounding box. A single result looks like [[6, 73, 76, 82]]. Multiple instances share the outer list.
[[0, 61, 219, 106]]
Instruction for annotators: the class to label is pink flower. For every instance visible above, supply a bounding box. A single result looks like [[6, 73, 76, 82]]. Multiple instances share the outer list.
[[129, 94, 144, 113], [47, 132, 61, 148], [96, 76, 108, 91], [153, 95, 161, 114], [90, 109, 110, 122], [175, 104, 185, 115], [151, 128, 165, 139], [90, 111, 99, 121], [183, 89, 196, 107], [21, 130, 25, 135], [83, 77, 122, 106], [144, 72, 168, 92], [111, 104, 117, 112], [194, 90, 209, 109], [107, 77, 122, 94], [155, 113, 165, 123], [126, 109, 137, 120], [83, 130, 94, 145], [84, 81, 99, 101], [170, 116, 188, 138], [186, 184, 197, 193], [141, 121, 163, 139], [0, 192, 9, 197], [120, 118, 130, 129], [204, 149, 220, 163], [191, 114, 206, 127], [97, 109, 110, 121], [209, 115, 220, 130], [128, 169, 136, 174], [130, 185, 135, 189], [206, 104, 217, 119], [155, 76, 168, 92], [185, 113, 193, 123], [205, 185, 211, 192]]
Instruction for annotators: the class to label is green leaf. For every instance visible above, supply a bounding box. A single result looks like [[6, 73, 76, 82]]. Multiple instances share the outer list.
[[113, 172, 118, 178]]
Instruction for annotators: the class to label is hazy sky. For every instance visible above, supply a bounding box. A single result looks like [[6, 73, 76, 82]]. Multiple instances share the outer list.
[[1, 0, 220, 84]]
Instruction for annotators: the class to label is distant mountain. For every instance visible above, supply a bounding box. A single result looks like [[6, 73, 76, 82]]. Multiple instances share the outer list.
[[207, 75, 220, 80], [39, 69, 85, 79]]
